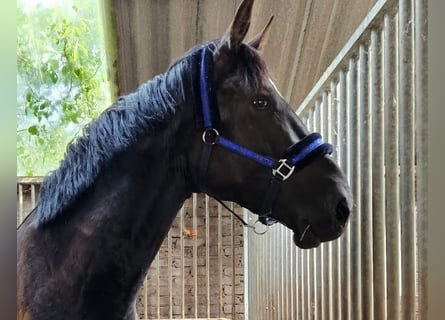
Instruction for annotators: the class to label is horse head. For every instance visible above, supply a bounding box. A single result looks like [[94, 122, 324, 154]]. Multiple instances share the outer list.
[[187, 0, 352, 249]]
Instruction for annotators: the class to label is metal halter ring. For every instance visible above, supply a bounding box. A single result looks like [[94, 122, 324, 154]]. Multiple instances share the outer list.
[[202, 128, 220, 145], [252, 219, 269, 235]]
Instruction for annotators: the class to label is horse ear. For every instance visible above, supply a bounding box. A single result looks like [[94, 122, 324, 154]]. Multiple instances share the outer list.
[[219, 0, 254, 50], [248, 15, 274, 51]]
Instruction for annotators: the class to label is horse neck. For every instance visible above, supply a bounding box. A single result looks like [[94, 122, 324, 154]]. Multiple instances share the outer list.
[[64, 101, 196, 301]]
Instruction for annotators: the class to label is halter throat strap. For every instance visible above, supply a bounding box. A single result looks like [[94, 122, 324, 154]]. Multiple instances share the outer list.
[[195, 47, 333, 225]]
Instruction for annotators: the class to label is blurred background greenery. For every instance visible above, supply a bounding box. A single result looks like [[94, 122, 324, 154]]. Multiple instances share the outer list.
[[17, 0, 110, 176]]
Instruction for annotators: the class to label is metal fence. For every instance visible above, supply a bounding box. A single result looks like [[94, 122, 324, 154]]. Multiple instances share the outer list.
[[245, 0, 427, 319], [17, 178, 244, 320]]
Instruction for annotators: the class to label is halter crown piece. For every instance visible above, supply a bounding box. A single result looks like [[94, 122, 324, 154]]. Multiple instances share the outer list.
[[194, 47, 333, 226]]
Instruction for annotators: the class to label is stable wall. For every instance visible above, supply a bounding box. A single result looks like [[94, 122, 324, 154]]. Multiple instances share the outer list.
[[103, 0, 377, 108]]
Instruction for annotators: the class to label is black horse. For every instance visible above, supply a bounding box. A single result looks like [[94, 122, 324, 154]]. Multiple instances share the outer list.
[[17, 0, 352, 319]]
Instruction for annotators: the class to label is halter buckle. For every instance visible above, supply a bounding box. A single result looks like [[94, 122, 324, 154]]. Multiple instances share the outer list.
[[272, 159, 295, 181]]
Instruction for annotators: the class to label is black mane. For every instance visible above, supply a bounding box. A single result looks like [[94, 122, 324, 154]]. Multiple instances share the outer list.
[[36, 53, 192, 225], [36, 41, 268, 225]]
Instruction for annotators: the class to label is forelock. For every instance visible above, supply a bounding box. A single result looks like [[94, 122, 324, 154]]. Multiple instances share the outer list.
[[234, 44, 270, 89]]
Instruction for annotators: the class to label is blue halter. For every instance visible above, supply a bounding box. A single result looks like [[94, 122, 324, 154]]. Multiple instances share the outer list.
[[196, 47, 333, 225]]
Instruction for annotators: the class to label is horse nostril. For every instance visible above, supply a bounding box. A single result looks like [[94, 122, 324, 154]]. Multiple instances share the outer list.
[[335, 198, 350, 224]]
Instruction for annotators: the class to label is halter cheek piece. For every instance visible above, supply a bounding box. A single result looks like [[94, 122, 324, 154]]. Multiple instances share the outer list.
[[193, 47, 333, 227]]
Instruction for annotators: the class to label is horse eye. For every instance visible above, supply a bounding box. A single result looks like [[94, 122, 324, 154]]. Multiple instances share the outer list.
[[252, 97, 270, 110]]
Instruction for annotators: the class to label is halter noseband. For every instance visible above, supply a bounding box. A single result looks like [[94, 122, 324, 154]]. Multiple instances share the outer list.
[[194, 47, 333, 226]]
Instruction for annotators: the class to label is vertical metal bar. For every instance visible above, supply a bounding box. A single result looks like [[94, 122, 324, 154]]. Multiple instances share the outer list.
[[257, 220, 261, 320], [312, 106, 319, 320], [312, 248, 318, 320], [247, 222, 251, 320], [295, 127, 305, 320], [288, 229, 294, 320], [321, 91, 330, 320], [255, 217, 260, 320], [398, 0, 416, 318], [252, 228, 257, 320], [328, 80, 338, 320], [277, 229, 284, 319], [285, 227, 289, 320], [254, 215, 258, 319], [218, 202, 223, 317], [258, 225, 264, 319], [277, 225, 289, 319], [273, 230, 276, 319], [307, 111, 313, 131], [315, 246, 322, 320], [180, 206, 185, 319], [414, 0, 428, 316], [30, 184, 36, 208], [282, 229, 287, 320], [272, 229, 275, 319], [323, 90, 330, 139], [261, 228, 265, 319], [371, 28, 387, 320], [273, 228, 277, 319], [276, 225, 281, 320], [384, 13, 402, 320], [144, 276, 148, 319], [205, 195, 210, 318], [338, 70, 351, 320], [168, 222, 173, 319], [245, 211, 250, 320], [307, 249, 312, 320], [315, 100, 321, 131], [294, 248, 304, 319], [230, 202, 235, 318], [156, 253, 160, 319], [288, 232, 293, 320], [243, 209, 250, 320], [253, 215, 257, 320], [320, 87, 332, 320], [301, 247, 306, 320], [293, 236, 298, 320], [265, 226, 271, 318], [302, 113, 312, 320], [18, 184, 24, 225], [270, 223, 274, 319], [282, 227, 286, 320], [192, 193, 198, 318], [348, 56, 362, 320], [323, 92, 330, 320], [269, 230, 274, 319], [359, 43, 374, 320]]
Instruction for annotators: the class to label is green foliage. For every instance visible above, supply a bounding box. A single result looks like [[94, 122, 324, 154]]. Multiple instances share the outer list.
[[17, 1, 110, 176]]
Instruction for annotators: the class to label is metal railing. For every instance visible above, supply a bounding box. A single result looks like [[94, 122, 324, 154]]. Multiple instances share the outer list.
[[245, 0, 428, 319]]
